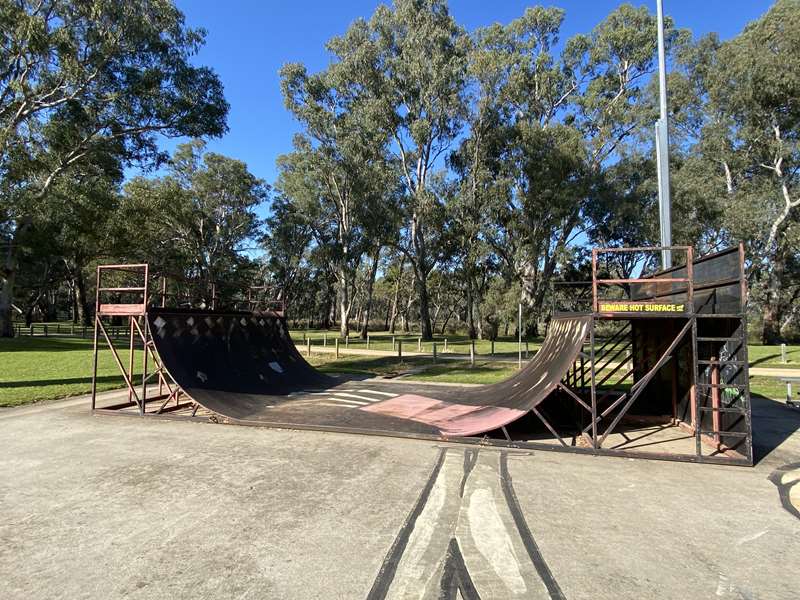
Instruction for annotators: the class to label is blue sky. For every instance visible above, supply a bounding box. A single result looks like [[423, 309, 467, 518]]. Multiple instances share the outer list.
[[155, 0, 773, 194]]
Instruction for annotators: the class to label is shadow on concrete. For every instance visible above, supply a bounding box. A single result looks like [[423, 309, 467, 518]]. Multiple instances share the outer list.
[[752, 394, 800, 465], [1, 374, 125, 389]]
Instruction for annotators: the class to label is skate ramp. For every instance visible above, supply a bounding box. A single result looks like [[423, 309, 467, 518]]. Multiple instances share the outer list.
[[147, 309, 590, 438]]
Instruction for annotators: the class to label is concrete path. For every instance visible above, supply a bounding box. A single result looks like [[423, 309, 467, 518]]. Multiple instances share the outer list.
[[0, 393, 798, 599], [750, 367, 800, 377]]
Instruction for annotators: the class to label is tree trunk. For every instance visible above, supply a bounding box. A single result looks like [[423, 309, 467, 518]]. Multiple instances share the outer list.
[[410, 209, 434, 340], [69, 280, 78, 324], [0, 268, 15, 337], [73, 268, 90, 326], [321, 290, 333, 330], [440, 307, 454, 335], [389, 256, 405, 334], [0, 221, 27, 338], [338, 270, 350, 338], [761, 248, 788, 344], [466, 273, 476, 339], [413, 263, 433, 340], [360, 248, 381, 339]]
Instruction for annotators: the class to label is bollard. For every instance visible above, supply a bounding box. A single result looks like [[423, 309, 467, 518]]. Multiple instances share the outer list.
[[491, 340, 494, 355], [345, 336, 349, 348], [392, 335, 396, 350], [525, 341, 529, 359], [444, 338, 448, 352], [397, 339, 403, 362], [470, 340, 475, 366], [30, 325, 34, 337], [432, 342, 437, 364], [71, 324, 75, 336], [335, 338, 339, 359], [303, 330, 306, 342], [367, 334, 370, 349], [324, 333, 327, 347], [44, 325, 48, 338], [781, 343, 787, 364], [307, 338, 311, 357], [418, 336, 422, 352]]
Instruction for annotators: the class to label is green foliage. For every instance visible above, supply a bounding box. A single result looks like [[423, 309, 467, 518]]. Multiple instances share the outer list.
[[119, 140, 266, 293], [668, 0, 800, 341], [0, 0, 229, 336], [5, 0, 800, 346], [0, 0, 228, 190]]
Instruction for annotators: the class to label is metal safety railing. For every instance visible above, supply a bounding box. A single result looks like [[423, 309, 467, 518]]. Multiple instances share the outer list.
[[591, 246, 694, 315]]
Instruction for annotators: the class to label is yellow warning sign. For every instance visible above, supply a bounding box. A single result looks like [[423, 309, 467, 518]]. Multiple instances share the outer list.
[[599, 302, 685, 313]]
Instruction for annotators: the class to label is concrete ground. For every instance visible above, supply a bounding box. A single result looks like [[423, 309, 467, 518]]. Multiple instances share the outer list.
[[1, 392, 799, 599]]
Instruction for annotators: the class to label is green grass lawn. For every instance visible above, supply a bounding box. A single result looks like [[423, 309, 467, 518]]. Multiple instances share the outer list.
[[746, 343, 800, 369], [0, 336, 138, 407], [1, 332, 796, 408], [749, 375, 794, 401], [290, 328, 543, 356], [307, 353, 520, 383]]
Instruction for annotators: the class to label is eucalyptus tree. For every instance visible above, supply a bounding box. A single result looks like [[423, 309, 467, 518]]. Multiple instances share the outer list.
[[278, 53, 398, 337], [45, 163, 122, 325], [0, 0, 228, 336], [449, 17, 517, 338], [261, 193, 314, 311], [470, 5, 681, 333], [457, 6, 586, 334], [669, 0, 800, 342], [120, 141, 266, 296], [325, 0, 469, 340]]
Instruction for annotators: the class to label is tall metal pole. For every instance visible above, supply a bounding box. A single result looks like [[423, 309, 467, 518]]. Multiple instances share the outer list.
[[656, 0, 672, 268]]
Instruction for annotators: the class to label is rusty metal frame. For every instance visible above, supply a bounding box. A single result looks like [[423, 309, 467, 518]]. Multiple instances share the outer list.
[[591, 246, 694, 313], [539, 244, 751, 463], [91, 265, 193, 417], [90, 245, 753, 466]]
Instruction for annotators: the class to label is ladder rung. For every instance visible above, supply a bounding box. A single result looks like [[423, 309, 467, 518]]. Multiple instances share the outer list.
[[696, 383, 746, 390], [699, 406, 746, 413], [698, 430, 748, 438], [697, 360, 747, 366], [696, 336, 743, 342]]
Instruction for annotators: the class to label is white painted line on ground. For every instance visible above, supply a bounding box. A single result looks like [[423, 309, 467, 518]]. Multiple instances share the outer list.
[[354, 389, 397, 397], [333, 392, 383, 402], [328, 397, 370, 406]]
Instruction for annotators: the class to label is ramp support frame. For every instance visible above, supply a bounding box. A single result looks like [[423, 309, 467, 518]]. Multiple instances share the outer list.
[[90, 265, 193, 417]]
